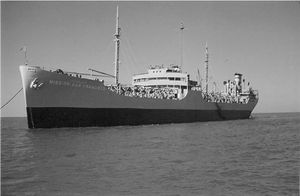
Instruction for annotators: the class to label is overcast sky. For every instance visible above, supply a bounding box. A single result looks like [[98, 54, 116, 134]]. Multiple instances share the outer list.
[[1, 1, 300, 116]]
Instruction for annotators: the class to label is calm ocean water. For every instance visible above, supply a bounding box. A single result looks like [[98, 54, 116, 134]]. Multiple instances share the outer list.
[[1, 113, 299, 196]]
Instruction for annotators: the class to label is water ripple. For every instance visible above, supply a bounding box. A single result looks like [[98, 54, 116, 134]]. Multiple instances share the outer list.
[[1, 113, 299, 195]]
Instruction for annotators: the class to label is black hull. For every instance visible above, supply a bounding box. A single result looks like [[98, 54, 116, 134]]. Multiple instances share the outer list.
[[26, 107, 252, 128]]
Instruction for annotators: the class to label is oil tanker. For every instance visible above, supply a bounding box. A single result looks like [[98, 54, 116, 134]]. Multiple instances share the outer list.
[[19, 6, 258, 128]]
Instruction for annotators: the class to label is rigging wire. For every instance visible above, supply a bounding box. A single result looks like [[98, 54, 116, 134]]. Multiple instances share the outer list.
[[119, 30, 142, 83], [95, 39, 114, 70], [120, 45, 133, 74], [120, 22, 139, 68], [121, 40, 135, 69], [0, 88, 23, 110], [124, 36, 138, 68], [121, 38, 138, 71]]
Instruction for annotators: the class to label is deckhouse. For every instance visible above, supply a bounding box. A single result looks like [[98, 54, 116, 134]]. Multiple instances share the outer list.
[[132, 65, 190, 97]]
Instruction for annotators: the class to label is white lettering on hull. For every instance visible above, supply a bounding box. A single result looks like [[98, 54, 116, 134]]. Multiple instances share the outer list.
[[49, 80, 106, 91]]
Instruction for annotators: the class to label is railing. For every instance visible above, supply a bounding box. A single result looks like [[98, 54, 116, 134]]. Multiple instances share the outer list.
[[191, 88, 258, 104], [40, 66, 111, 81], [202, 92, 245, 104]]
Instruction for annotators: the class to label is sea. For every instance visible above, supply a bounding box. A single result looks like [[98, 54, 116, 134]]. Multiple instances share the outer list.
[[1, 113, 299, 196]]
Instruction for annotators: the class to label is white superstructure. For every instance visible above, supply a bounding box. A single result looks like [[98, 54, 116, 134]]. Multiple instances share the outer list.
[[132, 65, 189, 98]]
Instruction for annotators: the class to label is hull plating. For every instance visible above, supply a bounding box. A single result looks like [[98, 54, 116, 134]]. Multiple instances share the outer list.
[[27, 107, 252, 128]]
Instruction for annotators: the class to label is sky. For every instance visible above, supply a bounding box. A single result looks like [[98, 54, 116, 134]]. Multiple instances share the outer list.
[[1, 1, 300, 117]]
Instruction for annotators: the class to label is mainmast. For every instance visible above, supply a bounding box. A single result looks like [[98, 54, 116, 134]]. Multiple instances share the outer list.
[[114, 6, 121, 85], [205, 42, 209, 93], [180, 22, 184, 68]]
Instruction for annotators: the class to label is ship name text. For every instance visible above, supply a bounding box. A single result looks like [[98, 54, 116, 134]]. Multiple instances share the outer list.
[[49, 80, 106, 91]]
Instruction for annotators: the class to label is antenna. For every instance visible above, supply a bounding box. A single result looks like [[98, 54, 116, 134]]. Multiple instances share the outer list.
[[114, 5, 121, 85], [205, 42, 209, 93], [180, 22, 184, 68]]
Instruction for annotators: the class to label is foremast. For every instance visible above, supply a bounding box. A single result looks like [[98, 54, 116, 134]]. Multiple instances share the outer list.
[[114, 6, 121, 85]]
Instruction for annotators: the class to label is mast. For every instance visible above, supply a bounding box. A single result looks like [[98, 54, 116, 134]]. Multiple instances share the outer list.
[[205, 42, 209, 93], [180, 22, 184, 68], [19, 46, 28, 65], [114, 6, 121, 85]]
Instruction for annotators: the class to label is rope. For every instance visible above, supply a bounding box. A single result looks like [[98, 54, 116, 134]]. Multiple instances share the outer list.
[[0, 88, 23, 110]]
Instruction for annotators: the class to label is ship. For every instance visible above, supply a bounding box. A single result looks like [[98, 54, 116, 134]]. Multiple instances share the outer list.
[[19, 6, 258, 128]]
